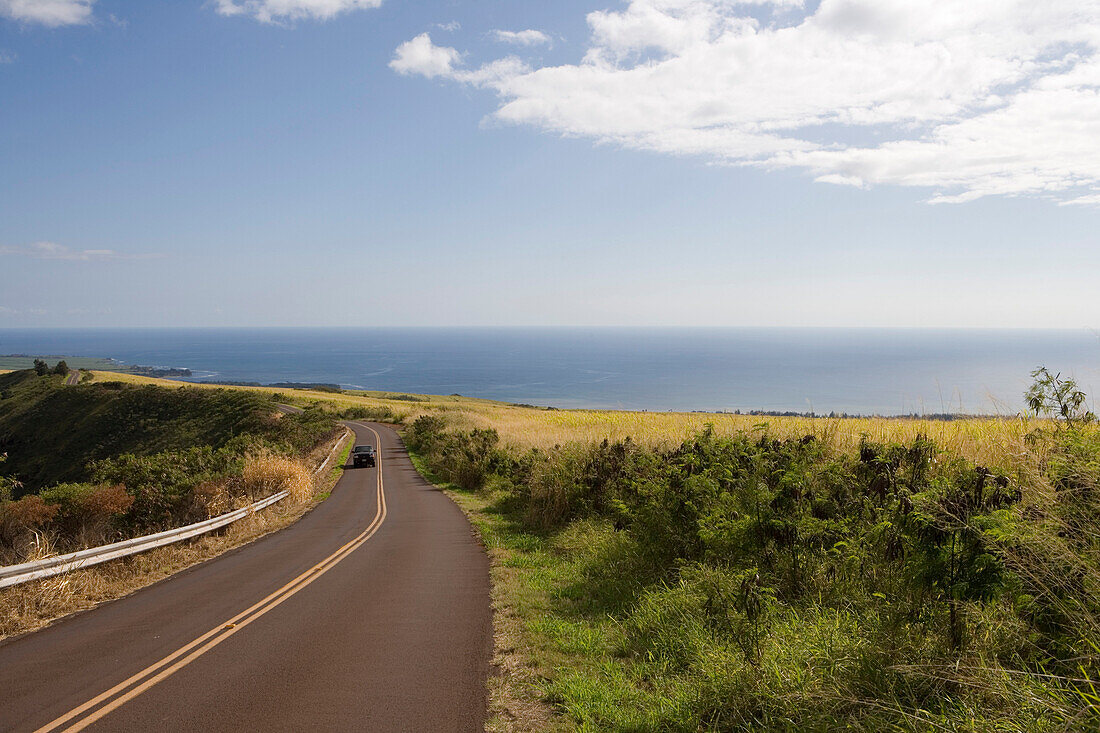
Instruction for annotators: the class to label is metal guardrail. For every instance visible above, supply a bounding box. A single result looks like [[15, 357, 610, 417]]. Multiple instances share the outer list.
[[0, 426, 353, 590], [0, 491, 290, 589]]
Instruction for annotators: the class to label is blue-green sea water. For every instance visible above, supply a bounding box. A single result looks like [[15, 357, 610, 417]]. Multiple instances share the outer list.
[[0, 328, 1096, 415]]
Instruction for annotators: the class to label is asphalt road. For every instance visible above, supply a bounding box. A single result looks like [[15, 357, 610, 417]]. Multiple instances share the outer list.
[[64, 370, 80, 385], [0, 422, 492, 732]]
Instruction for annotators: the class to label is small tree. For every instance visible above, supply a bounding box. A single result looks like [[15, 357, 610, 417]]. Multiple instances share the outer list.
[[32, 358, 49, 376], [1026, 367, 1095, 426], [52, 360, 70, 376]]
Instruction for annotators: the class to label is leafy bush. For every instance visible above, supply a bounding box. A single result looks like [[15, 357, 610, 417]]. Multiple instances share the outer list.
[[404, 415, 447, 452], [88, 447, 240, 530], [403, 416, 504, 491]]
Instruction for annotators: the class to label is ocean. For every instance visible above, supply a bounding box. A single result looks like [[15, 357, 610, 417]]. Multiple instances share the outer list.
[[0, 328, 1097, 415]]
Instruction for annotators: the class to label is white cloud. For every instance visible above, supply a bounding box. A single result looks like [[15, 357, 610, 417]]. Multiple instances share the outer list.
[[394, 0, 1100, 204], [213, 0, 381, 24], [0, 241, 157, 261], [0, 0, 94, 27], [390, 33, 462, 78], [491, 29, 552, 47], [1061, 193, 1100, 206]]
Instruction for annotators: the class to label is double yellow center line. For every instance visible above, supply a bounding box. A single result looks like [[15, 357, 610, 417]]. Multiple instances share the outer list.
[[35, 424, 387, 733]]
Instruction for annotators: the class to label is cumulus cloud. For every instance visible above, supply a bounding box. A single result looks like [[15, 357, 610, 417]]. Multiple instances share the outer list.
[[0, 242, 157, 261], [213, 0, 381, 23], [0, 0, 94, 27], [394, 0, 1100, 204], [491, 29, 552, 47], [390, 33, 463, 78]]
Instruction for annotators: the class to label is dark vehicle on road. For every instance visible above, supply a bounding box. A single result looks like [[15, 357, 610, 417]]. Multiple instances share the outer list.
[[352, 444, 376, 468]]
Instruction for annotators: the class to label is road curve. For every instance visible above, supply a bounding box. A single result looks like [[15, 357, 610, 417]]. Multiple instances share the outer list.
[[0, 423, 492, 732]]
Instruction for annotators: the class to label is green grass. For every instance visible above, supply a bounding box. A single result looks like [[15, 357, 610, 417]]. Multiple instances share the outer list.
[[326, 431, 355, 486], [427, 477, 671, 731]]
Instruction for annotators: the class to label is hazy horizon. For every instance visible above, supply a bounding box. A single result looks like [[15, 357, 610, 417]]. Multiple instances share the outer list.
[[2, 326, 1097, 414]]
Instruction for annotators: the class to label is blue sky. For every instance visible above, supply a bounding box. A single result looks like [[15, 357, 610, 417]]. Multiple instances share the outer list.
[[2, 0, 1099, 328]]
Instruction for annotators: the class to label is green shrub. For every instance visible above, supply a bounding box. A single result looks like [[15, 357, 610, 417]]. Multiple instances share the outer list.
[[404, 415, 447, 452], [403, 417, 504, 491], [89, 448, 238, 530]]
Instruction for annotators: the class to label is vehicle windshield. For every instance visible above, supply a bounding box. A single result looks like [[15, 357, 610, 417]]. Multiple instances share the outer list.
[[353, 446, 374, 453]]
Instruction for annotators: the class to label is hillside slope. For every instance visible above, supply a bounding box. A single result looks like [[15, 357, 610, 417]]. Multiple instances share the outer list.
[[0, 370, 331, 494]]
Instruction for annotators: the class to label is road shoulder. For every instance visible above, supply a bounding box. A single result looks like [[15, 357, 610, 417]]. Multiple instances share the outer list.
[[406, 449, 569, 733]]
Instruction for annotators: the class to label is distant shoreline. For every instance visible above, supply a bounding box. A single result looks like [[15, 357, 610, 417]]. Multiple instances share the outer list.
[[1, 353, 1014, 420], [4, 327, 1087, 416]]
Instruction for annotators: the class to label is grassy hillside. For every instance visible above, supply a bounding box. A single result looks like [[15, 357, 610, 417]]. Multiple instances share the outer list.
[[19, 367, 1097, 728], [83, 369, 1039, 467], [0, 369, 331, 493], [0, 368, 340, 565]]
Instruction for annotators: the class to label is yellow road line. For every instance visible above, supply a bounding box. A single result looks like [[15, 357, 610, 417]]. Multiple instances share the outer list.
[[35, 424, 387, 733]]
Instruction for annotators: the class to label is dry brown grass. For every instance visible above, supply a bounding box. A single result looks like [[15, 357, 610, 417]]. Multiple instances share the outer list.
[[0, 428, 353, 641], [84, 370, 1049, 468], [239, 453, 314, 503]]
